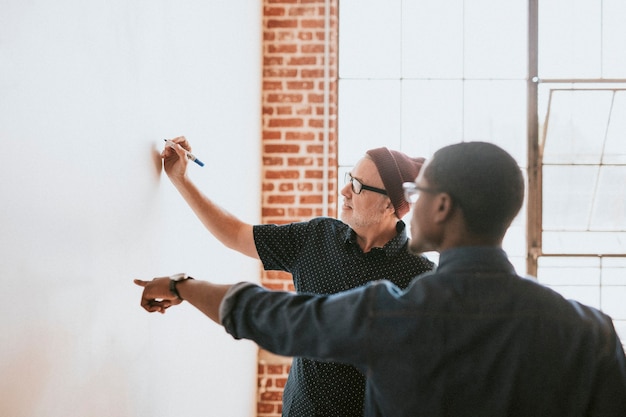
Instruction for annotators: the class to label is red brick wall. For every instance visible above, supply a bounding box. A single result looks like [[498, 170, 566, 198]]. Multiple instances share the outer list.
[[258, 0, 338, 415]]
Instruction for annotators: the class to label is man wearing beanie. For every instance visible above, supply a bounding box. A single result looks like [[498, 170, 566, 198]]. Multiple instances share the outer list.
[[158, 137, 434, 417]]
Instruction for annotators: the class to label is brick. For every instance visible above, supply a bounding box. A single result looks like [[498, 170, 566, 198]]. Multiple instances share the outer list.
[[286, 81, 314, 90], [265, 170, 300, 179], [285, 131, 315, 141], [260, 391, 283, 402], [301, 68, 324, 78], [304, 170, 323, 179], [267, 364, 286, 374], [298, 32, 314, 41], [264, 68, 298, 78], [262, 208, 285, 217], [301, 44, 325, 54], [268, 118, 304, 128], [277, 31, 296, 41], [267, 19, 298, 29], [288, 207, 314, 217], [268, 44, 298, 54], [264, 6, 286, 16], [294, 105, 313, 115], [262, 130, 282, 140], [287, 56, 317, 66], [300, 195, 323, 204], [297, 183, 314, 192], [264, 144, 300, 153], [278, 183, 294, 191], [264, 282, 289, 291], [268, 195, 296, 204], [267, 93, 303, 103], [288, 7, 316, 17], [307, 93, 325, 103], [287, 157, 314, 166], [277, 106, 293, 115], [264, 56, 284, 66], [302, 19, 325, 28], [263, 270, 292, 280], [308, 118, 325, 128], [263, 81, 283, 90], [263, 157, 284, 166]]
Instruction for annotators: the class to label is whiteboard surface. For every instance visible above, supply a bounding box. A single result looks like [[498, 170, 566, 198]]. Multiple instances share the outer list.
[[0, 1, 262, 416]]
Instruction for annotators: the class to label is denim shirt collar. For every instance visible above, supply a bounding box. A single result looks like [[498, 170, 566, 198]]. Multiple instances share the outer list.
[[436, 246, 517, 275]]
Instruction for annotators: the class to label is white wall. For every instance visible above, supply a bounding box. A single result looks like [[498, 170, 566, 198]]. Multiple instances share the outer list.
[[0, 1, 261, 416]]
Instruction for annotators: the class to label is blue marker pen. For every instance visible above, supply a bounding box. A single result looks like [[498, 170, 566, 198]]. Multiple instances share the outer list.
[[164, 139, 205, 167]]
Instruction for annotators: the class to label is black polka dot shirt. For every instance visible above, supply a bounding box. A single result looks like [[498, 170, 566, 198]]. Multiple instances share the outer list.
[[253, 217, 435, 417]]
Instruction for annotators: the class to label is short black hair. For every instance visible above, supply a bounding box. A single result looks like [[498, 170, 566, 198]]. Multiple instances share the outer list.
[[425, 142, 525, 238]]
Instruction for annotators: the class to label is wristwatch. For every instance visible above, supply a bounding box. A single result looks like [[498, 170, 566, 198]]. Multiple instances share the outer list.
[[169, 273, 194, 300]]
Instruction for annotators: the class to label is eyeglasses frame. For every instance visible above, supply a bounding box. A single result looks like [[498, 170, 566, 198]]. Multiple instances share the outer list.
[[402, 182, 442, 203], [345, 172, 387, 196]]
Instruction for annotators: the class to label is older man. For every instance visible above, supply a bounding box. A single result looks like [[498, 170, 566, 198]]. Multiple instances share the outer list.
[[158, 137, 434, 416]]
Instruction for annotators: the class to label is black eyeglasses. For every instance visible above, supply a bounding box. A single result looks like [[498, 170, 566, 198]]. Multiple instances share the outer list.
[[345, 172, 387, 195], [402, 182, 441, 203]]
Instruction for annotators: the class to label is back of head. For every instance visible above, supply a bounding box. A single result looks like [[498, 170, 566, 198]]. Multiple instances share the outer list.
[[425, 142, 524, 239]]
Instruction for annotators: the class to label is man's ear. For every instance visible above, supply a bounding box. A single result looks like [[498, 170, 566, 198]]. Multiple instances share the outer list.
[[385, 199, 397, 216], [432, 192, 455, 223]]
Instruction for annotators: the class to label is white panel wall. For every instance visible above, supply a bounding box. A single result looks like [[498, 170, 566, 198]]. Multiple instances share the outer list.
[[0, 1, 261, 416]]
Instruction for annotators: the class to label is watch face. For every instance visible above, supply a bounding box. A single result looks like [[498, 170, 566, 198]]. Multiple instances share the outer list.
[[171, 273, 187, 281]]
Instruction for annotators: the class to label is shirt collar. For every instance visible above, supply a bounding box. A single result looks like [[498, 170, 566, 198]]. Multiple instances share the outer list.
[[343, 221, 409, 257], [436, 246, 517, 275]]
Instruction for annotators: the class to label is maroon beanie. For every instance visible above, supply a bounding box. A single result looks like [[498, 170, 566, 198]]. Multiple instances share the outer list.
[[366, 147, 425, 219]]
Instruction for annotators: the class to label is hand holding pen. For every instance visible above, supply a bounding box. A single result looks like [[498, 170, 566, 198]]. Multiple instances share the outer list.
[[161, 136, 205, 181], [163, 137, 205, 167]]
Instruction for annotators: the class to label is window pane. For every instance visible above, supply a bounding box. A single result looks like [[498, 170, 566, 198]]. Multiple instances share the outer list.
[[603, 258, 626, 285], [537, 257, 600, 286], [339, 0, 401, 79], [543, 231, 626, 255], [542, 90, 612, 164], [591, 166, 626, 230], [464, 0, 527, 79], [463, 80, 527, 164], [543, 165, 597, 230], [400, 80, 463, 157], [605, 91, 626, 164], [602, 287, 626, 319], [402, 0, 463, 79], [603, 0, 626, 77], [338, 80, 401, 164], [539, 0, 602, 78]]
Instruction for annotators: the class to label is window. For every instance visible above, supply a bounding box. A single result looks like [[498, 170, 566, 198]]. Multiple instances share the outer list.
[[338, 0, 626, 342], [338, 0, 528, 270]]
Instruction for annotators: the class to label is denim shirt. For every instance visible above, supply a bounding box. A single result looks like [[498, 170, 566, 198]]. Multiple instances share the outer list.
[[221, 247, 626, 416]]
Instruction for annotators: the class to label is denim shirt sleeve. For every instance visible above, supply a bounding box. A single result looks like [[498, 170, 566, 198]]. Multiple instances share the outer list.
[[219, 280, 392, 369]]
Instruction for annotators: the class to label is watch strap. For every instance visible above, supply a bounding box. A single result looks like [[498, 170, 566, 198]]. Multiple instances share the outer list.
[[169, 274, 194, 300]]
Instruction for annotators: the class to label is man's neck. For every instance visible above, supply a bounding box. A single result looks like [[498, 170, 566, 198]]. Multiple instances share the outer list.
[[354, 221, 399, 253]]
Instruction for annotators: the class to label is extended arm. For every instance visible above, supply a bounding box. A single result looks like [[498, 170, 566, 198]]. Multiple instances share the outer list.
[[134, 275, 373, 367], [134, 276, 230, 323], [162, 136, 258, 259]]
